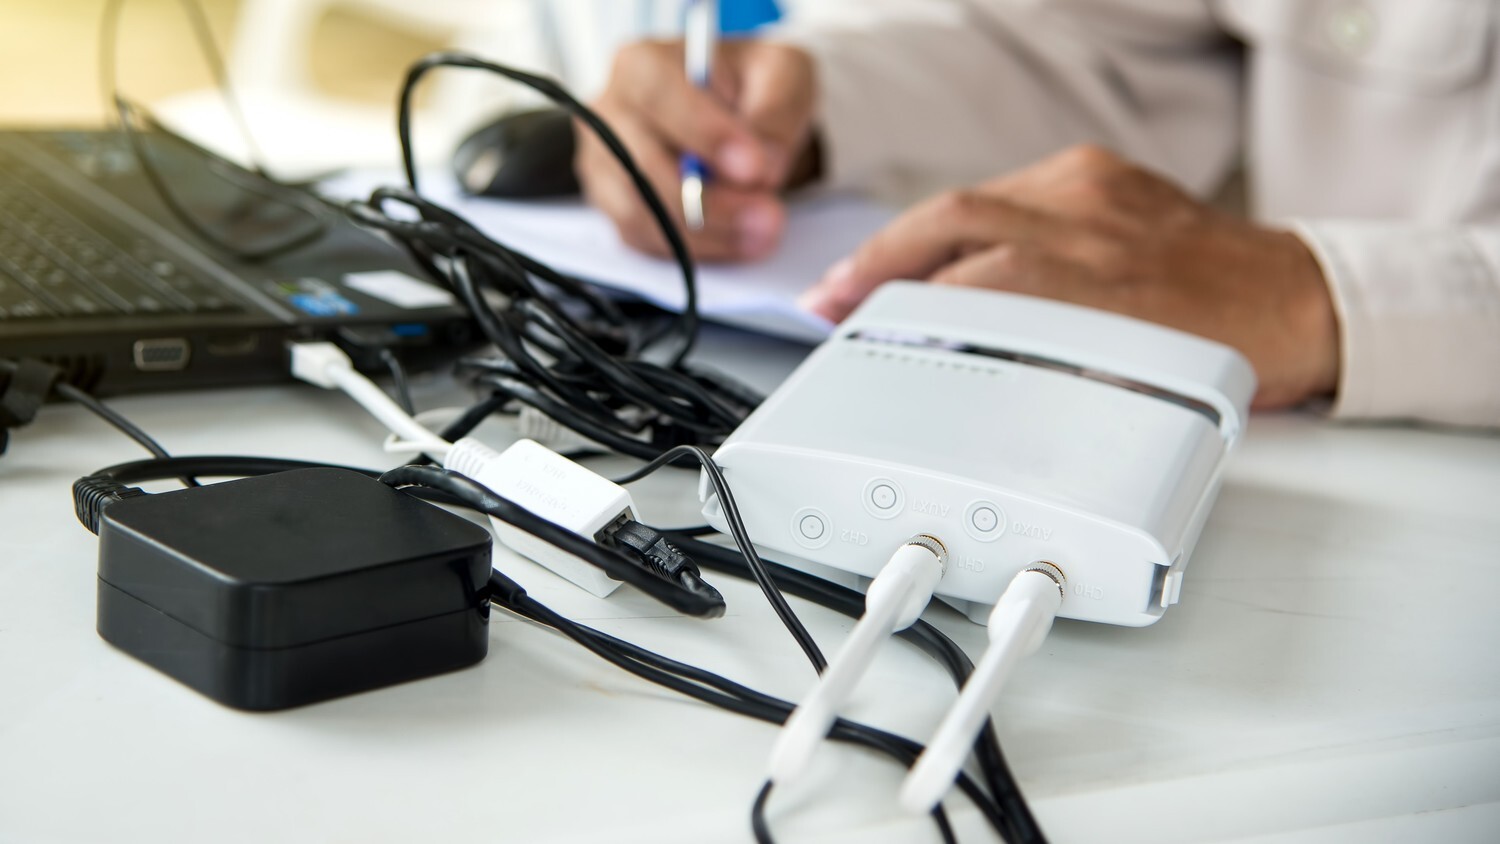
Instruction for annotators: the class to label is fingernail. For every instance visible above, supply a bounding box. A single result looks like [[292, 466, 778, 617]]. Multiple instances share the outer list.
[[797, 257, 856, 319], [718, 140, 762, 183], [820, 257, 856, 290], [796, 284, 834, 318]]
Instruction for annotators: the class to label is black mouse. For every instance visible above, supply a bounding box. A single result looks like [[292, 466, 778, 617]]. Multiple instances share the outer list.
[[451, 108, 581, 199]]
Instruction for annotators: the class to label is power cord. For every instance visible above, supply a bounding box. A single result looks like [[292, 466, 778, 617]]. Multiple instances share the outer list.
[[669, 533, 1046, 844], [380, 464, 723, 617], [1, 359, 166, 459], [379, 348, 416, 415], [1, 358, 200, 487], [329, 51, 762, 462], [489, 581, 972, 844], [69, 451, 1039, 842], [613, 444, 828, 674]]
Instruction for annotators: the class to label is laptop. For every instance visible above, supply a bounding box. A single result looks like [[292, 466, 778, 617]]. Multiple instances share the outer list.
[[0, 127, 474, 396]]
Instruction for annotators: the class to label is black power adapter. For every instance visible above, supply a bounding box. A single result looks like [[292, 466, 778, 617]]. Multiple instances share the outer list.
[[93, 468, 493, 710]]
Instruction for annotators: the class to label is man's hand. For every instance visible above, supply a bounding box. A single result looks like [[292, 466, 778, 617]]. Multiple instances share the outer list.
[[800, 145, 1341, 408], [576, 39, 817, 263]]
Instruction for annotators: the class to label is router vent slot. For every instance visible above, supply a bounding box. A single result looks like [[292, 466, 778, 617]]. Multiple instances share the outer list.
[[845, 330, 1222, 429]]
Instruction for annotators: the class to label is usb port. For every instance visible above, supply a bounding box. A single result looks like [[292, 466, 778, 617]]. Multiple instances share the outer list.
[[132, 338, 191, 371]]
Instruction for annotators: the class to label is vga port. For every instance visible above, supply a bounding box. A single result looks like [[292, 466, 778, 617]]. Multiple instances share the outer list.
[[132, 338, 191, 371]]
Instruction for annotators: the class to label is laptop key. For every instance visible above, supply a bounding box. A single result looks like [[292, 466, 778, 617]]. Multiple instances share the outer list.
[[5, 300, 53, 319], [0, 277, 55, 318], [134, 294, 167, 313]]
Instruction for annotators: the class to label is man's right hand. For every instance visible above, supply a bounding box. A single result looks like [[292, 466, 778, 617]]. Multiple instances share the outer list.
[[575, 39, 817, 263]]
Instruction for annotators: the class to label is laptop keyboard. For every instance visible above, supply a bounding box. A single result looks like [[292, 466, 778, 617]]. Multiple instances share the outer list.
[[0, 147, 242, 321]]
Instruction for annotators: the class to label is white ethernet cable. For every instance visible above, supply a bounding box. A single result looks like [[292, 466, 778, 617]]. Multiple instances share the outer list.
[[767, 535, 948, 786], [444, 437, 630, 598], [290, 342, 634, 597], [899, 562, 1066, 814], [289, 342, 451, 459]]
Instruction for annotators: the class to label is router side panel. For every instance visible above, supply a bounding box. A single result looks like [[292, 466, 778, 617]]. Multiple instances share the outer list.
[[707, 285, 1250, 627], [721, 341, 1227, 545], [708, 444, 1173, 627]]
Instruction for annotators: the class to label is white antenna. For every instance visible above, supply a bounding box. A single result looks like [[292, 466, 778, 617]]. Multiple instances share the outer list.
[[900, 562, 1065, 814], [767, 535, 948, 786]]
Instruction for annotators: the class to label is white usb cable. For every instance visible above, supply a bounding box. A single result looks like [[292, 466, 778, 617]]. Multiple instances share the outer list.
[[289, 343, 638, 599], [289, 342, 451, 458], [899, 562, 1065, 814], [767, 535, 948, 787]]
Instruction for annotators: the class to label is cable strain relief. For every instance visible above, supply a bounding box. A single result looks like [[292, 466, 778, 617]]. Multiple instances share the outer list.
[[515, 406, 600, 452], [72, 475, 146, 535], [486, 570, 528, 606], [442, 436, 503, 480], [676, 569, 725, 618]]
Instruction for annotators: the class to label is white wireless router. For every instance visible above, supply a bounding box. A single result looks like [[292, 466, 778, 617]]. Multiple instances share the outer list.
[[702, 283, 1253, 627]]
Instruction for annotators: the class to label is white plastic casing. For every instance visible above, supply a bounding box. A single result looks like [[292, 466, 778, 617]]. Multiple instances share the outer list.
[[702, 284, 1254, 627], [446, 438, 629, 597]]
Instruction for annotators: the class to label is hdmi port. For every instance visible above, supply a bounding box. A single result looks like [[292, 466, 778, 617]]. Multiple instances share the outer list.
[[132, 338, 191, 371]]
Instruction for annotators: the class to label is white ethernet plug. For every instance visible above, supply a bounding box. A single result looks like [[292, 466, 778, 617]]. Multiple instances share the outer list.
[[701, 283, 1254, 627], [446, 438, 629, 597]]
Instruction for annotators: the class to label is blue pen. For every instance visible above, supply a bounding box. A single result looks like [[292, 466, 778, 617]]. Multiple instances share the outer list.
[[681, 0, 717, 230]]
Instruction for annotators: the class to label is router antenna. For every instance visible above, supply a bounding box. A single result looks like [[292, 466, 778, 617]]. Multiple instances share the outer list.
[[767, 535, 948, 786], [900, 562, 1065, 814]]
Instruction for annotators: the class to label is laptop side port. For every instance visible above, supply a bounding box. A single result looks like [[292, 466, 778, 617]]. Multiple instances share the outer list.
[[205, 333, 259, 357], [132, 338, 191, 371]]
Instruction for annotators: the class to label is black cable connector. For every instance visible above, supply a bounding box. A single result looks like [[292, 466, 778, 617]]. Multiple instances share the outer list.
[[72, 475, 147, 535], [0, 358, 61, 456], [603, 519, 724, 608]]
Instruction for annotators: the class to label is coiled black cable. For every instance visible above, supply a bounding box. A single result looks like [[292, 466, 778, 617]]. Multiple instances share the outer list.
[[329, 52, 762, 463]]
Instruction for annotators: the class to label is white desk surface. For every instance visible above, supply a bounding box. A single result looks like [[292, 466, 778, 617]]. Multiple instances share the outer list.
[[2, 327, 1498, 844]]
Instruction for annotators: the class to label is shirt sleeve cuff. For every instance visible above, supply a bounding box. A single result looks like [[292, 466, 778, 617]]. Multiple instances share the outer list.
[[1292, 221, 1500, 427]]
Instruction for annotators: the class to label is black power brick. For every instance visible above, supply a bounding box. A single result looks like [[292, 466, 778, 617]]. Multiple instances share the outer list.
[[93, 468, 493, 710]]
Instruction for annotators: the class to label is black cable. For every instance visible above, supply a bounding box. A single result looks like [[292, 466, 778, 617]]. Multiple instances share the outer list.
[[378, 464, 724, 618], [87, 455, 376, 484], [669, 533, 1045, 844], [329, 53, 761, 465], [748, 780, 956, 844], [70, 452, 1036, 841], [108, 5, 761, 464], [0, 359, 199, 487], [100, 0, 267, 175], [615, 445, 827, 674], [75, 455, 724, 618], [394, 52, 699, 365], [499, 587, 983, 843], [751, 782, 775, 844], [53, 381, 179, 462], [380, 348, 416, 415], [436, 391, 513, 441]]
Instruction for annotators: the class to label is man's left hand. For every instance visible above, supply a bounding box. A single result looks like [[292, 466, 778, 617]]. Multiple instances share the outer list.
[[799, 145, 1341, 409]]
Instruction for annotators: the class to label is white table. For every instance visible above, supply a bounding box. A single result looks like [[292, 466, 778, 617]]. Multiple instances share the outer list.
[[2, 326, 1498, 843]]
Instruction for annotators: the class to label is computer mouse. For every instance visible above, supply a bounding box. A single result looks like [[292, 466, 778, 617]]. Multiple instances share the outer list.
[[451, 108, 581, 199]]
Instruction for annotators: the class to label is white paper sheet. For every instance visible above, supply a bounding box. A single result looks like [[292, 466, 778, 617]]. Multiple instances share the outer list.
[[322, 171, 896, 343]]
